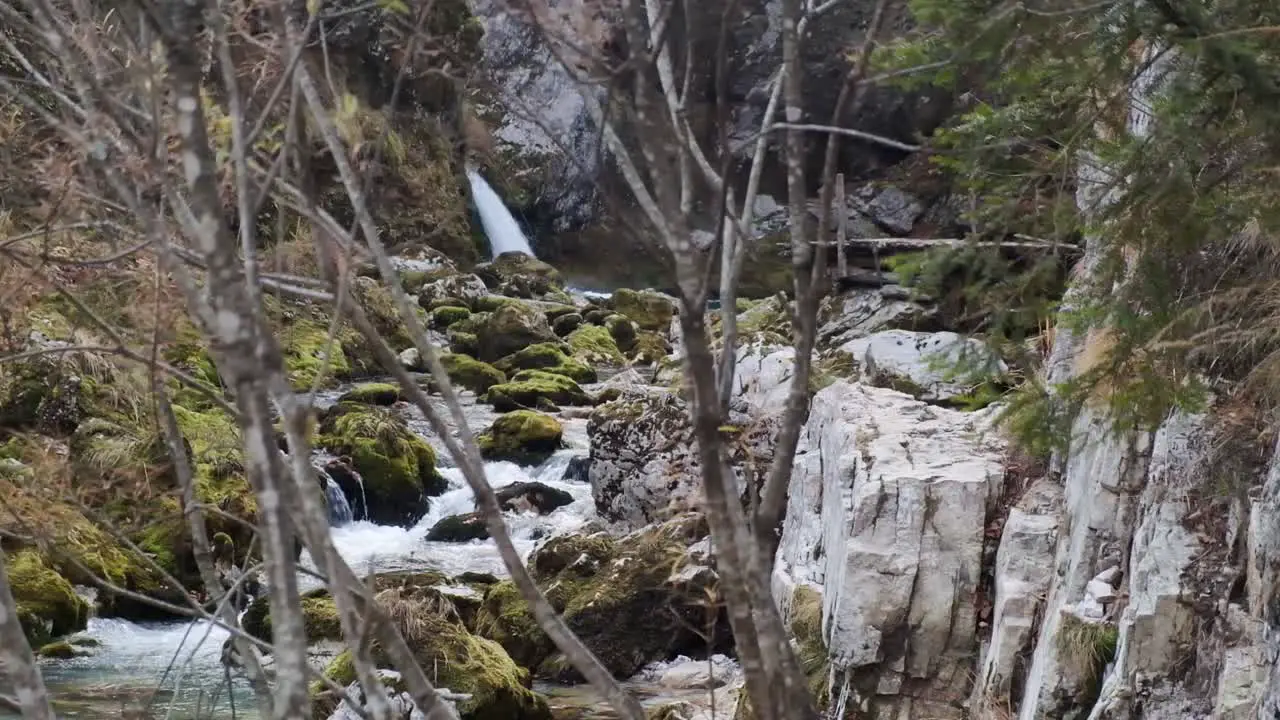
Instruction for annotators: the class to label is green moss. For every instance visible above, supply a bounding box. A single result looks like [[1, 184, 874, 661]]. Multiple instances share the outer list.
[[337, 382, 403, 406], [8, 549, 89, 646], [604, 314, 638, 352], [432, 305, 473, 328], [476, 410, 564, 464], [242, 591, 343, 644], [474, 580, 554, 671], [494, 343, 596, 384], [566, 325, 625, 365], [482, 370, 591, 412], [449, 330, 481, 356], [172, 405, 243, 478], [440, 353, 507, 393], [317, 405, 444, 527], [282, 320, 353, 390], [326, 649, 358, 686], [475, 253, 564, 299], [610, 289, 675, 332], [630, 332, 670, 365], [476, 303, 557, 361], [38, 640, 88, 658], [1057, 614, 1120, 707], [473, 295, 516, 313]]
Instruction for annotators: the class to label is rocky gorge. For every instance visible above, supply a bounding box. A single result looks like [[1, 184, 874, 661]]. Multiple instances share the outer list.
[[0, 1, 1278, 720]]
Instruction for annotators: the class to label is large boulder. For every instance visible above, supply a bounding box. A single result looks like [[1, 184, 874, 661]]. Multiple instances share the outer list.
[[314, 571, 553, 720], [477, 410, 564, 465], [772, 381, 1005, 717], [609, 288, 677, 333], [566, 325, 625, 366], [494, 343, 595, 384], [440, 353, 507, 394], [473, 515, 724, 681], [317, 403, 446, 527], [483, 370, 591, 412], [476, 303, 557, 362], [427, 512, 491, 542], [7, 549, 90, 646], [494, 481, 574, 515]]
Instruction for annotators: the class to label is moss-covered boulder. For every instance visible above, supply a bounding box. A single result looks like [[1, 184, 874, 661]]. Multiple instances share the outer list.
[[495, 481, 574, 515], [474, 516, 723, 681], [281, 319, 354, 390], [316, 404, 445, 527], [337, 382, 403, 406], [373, 577, 552, 720], [426, 511, 491, 542], [494, 343, 596, 384], [630, 332, 671, 365], [610, 289, 676, 333], [482, 370, 592, 412], [566, 325, 625, 366], [475, 252, 564, 299], [37, 640, 91, 659], [241, 589, 343, 644], [476, 303, 557, 362], [7, 549, 90, 646], [476, 411, 564, 465], [448, 330, 481, 356], [0, 355, 92, 435], [604, 314, 638, 352], [432, 305, 472, 329], [440, 353, 507, 393], [552, 312, 584, 337]]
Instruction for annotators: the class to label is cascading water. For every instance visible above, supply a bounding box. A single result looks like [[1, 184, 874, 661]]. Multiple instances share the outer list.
[[466, 165, 536, 258], [323, 474, 354, 526]]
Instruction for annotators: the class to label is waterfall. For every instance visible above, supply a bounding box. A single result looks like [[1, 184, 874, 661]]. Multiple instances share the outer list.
[[466, 165, 535, 258], [325, 475, 354, 526]]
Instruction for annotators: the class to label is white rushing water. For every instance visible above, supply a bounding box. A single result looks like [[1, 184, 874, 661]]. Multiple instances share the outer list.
[[467, 165, 535, 258]]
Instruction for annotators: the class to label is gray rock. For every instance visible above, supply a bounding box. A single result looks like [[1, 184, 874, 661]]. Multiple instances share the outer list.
[[839, 329, 1007, 402], [851, 184, 925, 235], [417, 273, 489, 310]]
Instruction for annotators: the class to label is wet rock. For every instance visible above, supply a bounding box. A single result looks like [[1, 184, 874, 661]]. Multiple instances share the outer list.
[[8, 549, 90, 646], [427, 512, 491, 542], [398, 346, 425, 371], [337, 382, 402, 406], [560, 455, 590, 484], [494, 481, 574, 515], [316, 404, 446, 527], [609, 289, 676, 333], [477, 411, 565, 465]]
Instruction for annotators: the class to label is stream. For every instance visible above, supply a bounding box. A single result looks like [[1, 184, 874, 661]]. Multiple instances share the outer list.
[[13, 383, 648, 720]]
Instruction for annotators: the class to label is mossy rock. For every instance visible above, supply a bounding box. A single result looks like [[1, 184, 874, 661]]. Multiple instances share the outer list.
[[474, 580, 555, 671], [432, 305, 473, 329], [476, 410, 564, 465], [552, 312, 584, 337], [337, 382, 403, 406], [475, 252, 564, 299], [449, 330, 481, 356], [476, 303, 557, 362], [584, 308, 612, 325], [440, 353, 507, 394], [317, 404, 445, 527], [418, 273, 490, 310], [488, 517, 723, 681], [604, 314, 639, 352], [0, 355, 91, 435], [370, 578, 553, 720], [7, 549, 90, 646], [426, 511, 491, 542], [610, 289, 676, 333], [351, 276, 416, 353], [38, 640, 90, 659], [630, 331, 671, 365], [494, 343, 596, 384], [473, 295, 517, 313], [482, 370, 591, 412], [566, 325, 625, 366], [241, 589, 343, 645], [281, 319, 354, 390]]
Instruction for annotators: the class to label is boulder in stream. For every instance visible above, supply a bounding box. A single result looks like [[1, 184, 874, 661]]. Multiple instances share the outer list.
[[477, 410, 565, 465], [494, 481, 574, 515], [427, 512, 491, 542], [475, 303, 558, 361], [482, 370, 591, 412]]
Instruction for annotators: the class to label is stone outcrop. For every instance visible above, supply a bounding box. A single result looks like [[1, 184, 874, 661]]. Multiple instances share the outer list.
[[839, 329, 1008, 403], [773, 381, 1005, 718]]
